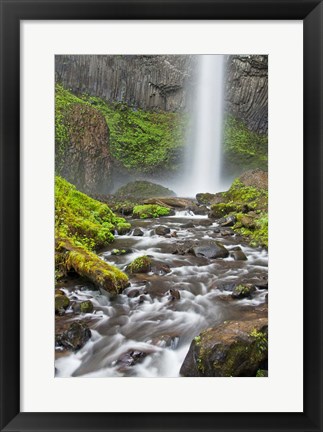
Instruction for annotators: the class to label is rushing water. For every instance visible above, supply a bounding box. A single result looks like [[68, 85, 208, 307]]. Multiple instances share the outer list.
[[55, 212, 268, 378]]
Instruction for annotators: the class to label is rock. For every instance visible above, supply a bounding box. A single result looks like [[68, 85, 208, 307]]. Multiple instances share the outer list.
[[180, 221, 195, 229], [239, 215, 257, 229], [168, 288, 180, 301], [255, 280, 268, 290], [189, 205, 208, 215], [55, 289, 65, 296], [231, 283, 256, 299], [138, 294, 147, 303], [198, 219, 213, 227], [196, 193, 218, 205], [152, 263, 171, 276], [111, 248, 133, 256], [208, 203, 237, 219], [128, 256, 152, 274], [55, 294, 70, 314], [116, 350, 148, 370], [238, 169, 268, 190], [149, 334, 179, 349], [155, 226, 171, 236], [220, 215, 237, 227], [127, 289, 140, 298], [132, 228, 144, 236], [220, 229, 234, 237], [58, 321, 91, 351], [80, 300, 94, 313], [56, 103, 112, 195], [115, 181, 176, 199], [231, 249, 248, 261], [180, 317, 268, 377], [171, 241, 196, 255], [193, 241, 229, 259], [256, 369, 268, 377]]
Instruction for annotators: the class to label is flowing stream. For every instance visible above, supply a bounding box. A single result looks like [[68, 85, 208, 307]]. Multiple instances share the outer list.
[[55, 211, 268, 378]]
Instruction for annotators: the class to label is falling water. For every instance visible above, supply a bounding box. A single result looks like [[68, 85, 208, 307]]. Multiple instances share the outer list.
[[181, 55, 226, 197]]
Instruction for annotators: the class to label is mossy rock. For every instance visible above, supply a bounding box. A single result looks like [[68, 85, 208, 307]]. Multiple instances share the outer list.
[[132, 204, 171, 219], [231, 283, 256, 299], [128, 256, 152, 274], [180, 318, 268, 377], [55, 294, 70, 313], [115, 181, 176, 199], [56, 238, 129, 295], [80, 300, 94, 313]]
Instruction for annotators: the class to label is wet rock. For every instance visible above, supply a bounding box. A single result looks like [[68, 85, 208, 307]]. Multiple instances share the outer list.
[[55, 289, 65, 296], [116, 350, 148, 370], [168, 288, 181, 301], [189, 205, 208, 215], [138, 294, 148, 303], [155, 225, 171, 236], [128, 256, 152, 274], [216, 281, 236, 292], [196, 192, 218, 205], [231, 248, 248, 261], [199, 219, 213, 227], [180, 221, 195, 229], [220, 229, 234, 237], [80, 300, 94, 313], [231, 283, 256, 299], [170, 231, 177, 238], [220, 215, 237, 227], [132, 228, 144, 237], [180, 317, 268, 377], [171, 241, 196, 255], [127, 289, 140, 298], [55, 294, 70, 314], [255, 280, 268, 290], [239, 214, 256, 229], [152, 263, 171, 276], [149, 334, 179, 349], [111, 248, 133, 256], [58, 321, 91, 351], [193, 241, 229, 259]]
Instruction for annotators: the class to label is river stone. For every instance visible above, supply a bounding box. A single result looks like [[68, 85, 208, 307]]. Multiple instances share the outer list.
[[231, 283, 256, 299], [180, 317, 268, 377], [180, 221, 195, 229], [231, 249, 248, 261], [80, 300, 94, 313], [199, 219, 213, 227], [168, 288, 180, 301], [193, 241, 229, 259], [116, 350, 149, 371], [220, 215, 237, 227], [132, 228, 144, 237], [55, 294, 70, 314], [127, 289, 140, 298], [155, 226, 171, 236], [59, 321, 91, 351]]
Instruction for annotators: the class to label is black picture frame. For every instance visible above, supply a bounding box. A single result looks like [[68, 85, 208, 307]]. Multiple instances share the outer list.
[[1, 1, 322, 431]]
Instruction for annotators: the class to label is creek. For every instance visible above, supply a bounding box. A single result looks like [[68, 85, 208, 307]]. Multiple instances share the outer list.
[[55, 210, 268, 378]]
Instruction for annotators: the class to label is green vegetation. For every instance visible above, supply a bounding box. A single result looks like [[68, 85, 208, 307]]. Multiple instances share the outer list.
[[250, 328, 268, 355], [127, 256, 152, 274], [132, 204, 171, 219], [223, 116, 268, 173], [55, 176, 130, 292], [115, 181, 175, 199], [234, 212, 268, 248], [55, 176, 130, 251]]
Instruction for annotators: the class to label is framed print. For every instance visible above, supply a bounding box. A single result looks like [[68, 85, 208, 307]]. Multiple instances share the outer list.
[[0, 0, 322, 431]]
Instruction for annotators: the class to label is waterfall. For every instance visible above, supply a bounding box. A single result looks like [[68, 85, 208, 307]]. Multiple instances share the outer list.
[[179, 55, 226, 197]]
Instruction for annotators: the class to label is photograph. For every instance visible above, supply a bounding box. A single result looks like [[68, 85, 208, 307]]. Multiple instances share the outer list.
[[54, 54, 269, 378]]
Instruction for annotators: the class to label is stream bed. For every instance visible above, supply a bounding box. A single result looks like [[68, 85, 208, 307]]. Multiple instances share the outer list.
[[55, 211, 268, 378]]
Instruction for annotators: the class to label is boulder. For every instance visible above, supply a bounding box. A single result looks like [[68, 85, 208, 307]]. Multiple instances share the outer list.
[[128, 256, 152, 274], [57, 321, 91, 351], [231, 283, 256, 299], [155, 226, 171, 236], [180, 317, 268, 377], [115, 181, 176, 199], [55, 294, 70, 314], [180, 221, 195, 229], [193, 241, 229, 259], [132, 228, 144, 237], [231, 248, 248, 261], [80, 300, 94, 313]]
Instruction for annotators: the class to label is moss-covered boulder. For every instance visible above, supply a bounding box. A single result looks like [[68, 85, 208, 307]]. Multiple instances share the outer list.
[[231, 283, 256, 299], [132, 204, 171, 219], [180, 317, 268, 377], [115, 181, 176, 199], [80, 300, 94, 313], [128, 256, 152, 274], [55, 294, 70, 314]]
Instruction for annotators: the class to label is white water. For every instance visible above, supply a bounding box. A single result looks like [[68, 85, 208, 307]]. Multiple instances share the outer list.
[[177, 55, 227, 197]]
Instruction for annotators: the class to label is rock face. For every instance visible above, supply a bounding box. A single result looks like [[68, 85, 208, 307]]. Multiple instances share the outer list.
[[56, 55, 197, 112], [57, 103, 112, 194], [180, 317, 268, 377], [55, 55, 268, 134], [225, 55, 268, 134]]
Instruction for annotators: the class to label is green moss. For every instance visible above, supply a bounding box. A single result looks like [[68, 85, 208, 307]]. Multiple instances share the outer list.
[[233, 211, 268, 248], [132, 204, 171, 219], [256, 369, 267, 377], [128, 256, 152, 274], [56, 238, 129, 295], [115, 181, 175, 199], [223, 115, 268, 174], [250, 328, 268, 354], [80, 94, 188, 174], [55, 176, 130, 251], [80, 300, 94, 313]]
